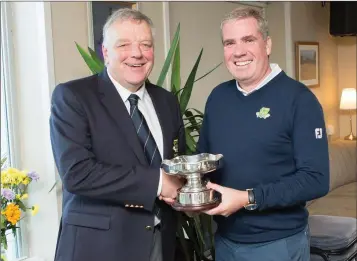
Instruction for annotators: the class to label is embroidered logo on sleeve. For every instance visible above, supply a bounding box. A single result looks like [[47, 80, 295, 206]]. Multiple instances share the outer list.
[[256, 107, 271, 119], [315, 128, 323, 139]]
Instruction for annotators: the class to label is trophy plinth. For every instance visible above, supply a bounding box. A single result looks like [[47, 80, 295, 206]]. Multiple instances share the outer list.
[[161, 153, 223, 212]]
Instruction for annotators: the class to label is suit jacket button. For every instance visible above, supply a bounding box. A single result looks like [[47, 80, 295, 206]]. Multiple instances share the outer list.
[[145, 226, 152, 231]]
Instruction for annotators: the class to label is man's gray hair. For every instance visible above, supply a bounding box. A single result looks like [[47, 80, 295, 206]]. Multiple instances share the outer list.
[[220, 7, 269, 39], [102, 8, 154, 46]]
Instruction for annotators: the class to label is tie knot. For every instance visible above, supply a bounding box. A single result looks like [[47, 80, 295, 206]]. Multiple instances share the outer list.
[[128, 94, 139, 106]]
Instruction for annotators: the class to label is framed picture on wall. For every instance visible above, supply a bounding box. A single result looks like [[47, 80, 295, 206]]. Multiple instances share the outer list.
[[88, 1, 137, 62], [295, 42, 319, 87]]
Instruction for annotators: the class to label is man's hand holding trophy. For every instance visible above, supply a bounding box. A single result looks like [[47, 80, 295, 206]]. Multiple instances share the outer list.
[[160, 153, 224, 213]]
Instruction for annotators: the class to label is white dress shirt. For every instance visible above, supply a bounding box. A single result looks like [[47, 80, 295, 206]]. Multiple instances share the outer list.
[[107, 70, 163, 224], [236, 63, 282, 96]]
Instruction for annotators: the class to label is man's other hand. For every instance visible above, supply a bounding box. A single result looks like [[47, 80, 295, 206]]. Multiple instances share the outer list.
[[160, 170, 184, 201], [203, 182, 249, 217]]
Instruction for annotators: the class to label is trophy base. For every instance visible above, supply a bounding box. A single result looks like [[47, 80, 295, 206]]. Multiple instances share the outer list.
[[172, 198, 220, 212]]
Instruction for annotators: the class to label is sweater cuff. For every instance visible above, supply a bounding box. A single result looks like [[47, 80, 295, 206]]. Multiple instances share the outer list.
[[254, 186, 264, 210]]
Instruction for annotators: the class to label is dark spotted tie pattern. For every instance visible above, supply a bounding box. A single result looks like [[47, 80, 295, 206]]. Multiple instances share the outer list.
[[128, 94, 161, 218]]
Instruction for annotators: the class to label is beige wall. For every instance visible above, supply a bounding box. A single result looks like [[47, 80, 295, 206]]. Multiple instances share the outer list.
[[291, 2, 340, 139], [169, 2, 246, 112], [138, 2, 166, 86], [51, 2, 91, 85], [337, 37, 357, 138], [265, 2, 287, 72]]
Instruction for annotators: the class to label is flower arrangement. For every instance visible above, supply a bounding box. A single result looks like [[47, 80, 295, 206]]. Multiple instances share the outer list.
[[1, 158, 39, 253]]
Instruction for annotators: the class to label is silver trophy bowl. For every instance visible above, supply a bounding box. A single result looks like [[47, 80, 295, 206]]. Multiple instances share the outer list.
[[161, 153, 223, 211]]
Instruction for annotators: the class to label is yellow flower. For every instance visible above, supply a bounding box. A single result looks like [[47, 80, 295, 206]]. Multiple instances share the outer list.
[[31, 205, 39, 216], [2, 203, 21, 225], [1, 170, 11, 185], [21, 194, 28, 200], [2, 168, 18, 185], [1, 168, 31, 187], [22, 177, 30, 185]]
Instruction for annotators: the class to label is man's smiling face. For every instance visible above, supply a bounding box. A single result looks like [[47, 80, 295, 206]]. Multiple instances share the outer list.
[[102, 19, 154, 91], [222, 17, 272, 89]]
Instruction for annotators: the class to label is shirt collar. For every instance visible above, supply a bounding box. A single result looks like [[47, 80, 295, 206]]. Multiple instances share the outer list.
[[107, 68, 146, 102], [236, 63, 282, 96]]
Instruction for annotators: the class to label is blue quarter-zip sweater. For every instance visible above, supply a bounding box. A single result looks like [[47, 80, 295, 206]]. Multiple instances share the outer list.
[[198, 71, 329, 243]]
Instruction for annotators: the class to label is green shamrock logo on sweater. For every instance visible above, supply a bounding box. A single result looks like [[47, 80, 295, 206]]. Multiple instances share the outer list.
[[256, 107, 271, 119]]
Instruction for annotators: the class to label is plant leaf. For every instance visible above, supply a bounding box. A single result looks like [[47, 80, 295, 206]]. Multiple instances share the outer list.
[[180, 215, 202, 258], [194, 62, 222, 83], [183, 114, 203, 121], [180, 48, 203, 113], [1, 157, 7, 169], [188, 108, 204, 116], [193, 215, 205, 252], [185, 130, 196, 152], [88, 47, 105, 71], [1, 233, 8, 250], [49, 178, 61, 193], [11, 227, 17, 238], [184, 110, 202, 132], [75, 42, 103, 74], [176, 214, 191, 261], [156, 23, 180, 87], [200, 214, 214, 252], [171, 39, 181, 94], [0, 215, 5, 230], [185, 126, 196, 134], [17, 201, 27, 212], [207, 215, 215, 257], [174, 87, 185, 97]]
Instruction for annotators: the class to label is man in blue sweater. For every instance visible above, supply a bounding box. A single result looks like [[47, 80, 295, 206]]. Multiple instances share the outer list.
[[198, 7, 330, 261]]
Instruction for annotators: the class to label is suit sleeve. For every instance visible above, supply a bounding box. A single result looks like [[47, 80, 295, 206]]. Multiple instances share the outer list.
[[50, 84, 159, 212], [254, 90, 330, 210]]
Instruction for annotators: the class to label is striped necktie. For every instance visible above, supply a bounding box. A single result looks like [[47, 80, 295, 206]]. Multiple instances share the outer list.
[[128, 94, 161, 219]]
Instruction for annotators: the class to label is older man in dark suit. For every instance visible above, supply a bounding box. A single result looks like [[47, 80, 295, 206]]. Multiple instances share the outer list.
[[50, 8, 185, 261]]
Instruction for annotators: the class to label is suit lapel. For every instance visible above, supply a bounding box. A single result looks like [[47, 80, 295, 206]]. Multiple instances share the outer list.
[[97, 70, 147, 165], [146, 83, 172, 160]]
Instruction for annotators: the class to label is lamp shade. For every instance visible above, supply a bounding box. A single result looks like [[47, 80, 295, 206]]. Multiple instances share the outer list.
[[340, 88, 356, 110]]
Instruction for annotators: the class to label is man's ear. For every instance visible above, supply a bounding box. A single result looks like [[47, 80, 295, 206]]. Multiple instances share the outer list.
[[102, 44, 108, 66], [266, 36, 272, 56]]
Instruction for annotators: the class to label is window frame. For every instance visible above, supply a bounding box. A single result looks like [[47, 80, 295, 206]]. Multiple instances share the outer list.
[[1, 2, 29, 259]]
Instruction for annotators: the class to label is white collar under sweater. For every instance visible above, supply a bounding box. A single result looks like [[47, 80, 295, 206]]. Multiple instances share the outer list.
[[236, 63, 282, 96]]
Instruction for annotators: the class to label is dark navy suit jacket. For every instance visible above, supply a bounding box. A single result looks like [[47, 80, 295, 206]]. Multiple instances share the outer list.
[[50, 70, 185, 261]]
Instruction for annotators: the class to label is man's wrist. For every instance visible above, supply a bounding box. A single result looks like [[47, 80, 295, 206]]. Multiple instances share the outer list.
[[247, 189, 255, 204], [244, 188, 258, 210]]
